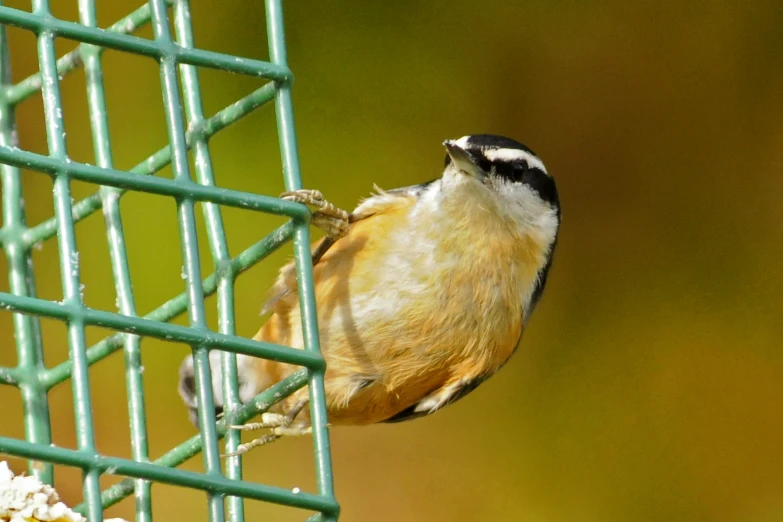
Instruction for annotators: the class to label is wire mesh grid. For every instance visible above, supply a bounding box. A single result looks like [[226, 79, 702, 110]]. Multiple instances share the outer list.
[[0, 1, 338, 521]]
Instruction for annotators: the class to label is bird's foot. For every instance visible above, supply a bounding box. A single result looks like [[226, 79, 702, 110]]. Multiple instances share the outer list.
[[281, 189, 349, 240], [222, 401, 311, 457]]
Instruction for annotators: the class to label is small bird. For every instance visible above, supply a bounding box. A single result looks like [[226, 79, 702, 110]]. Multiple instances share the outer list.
[[178, 134, 561, 455]]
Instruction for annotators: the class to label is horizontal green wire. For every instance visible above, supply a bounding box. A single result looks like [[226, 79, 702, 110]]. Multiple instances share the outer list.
[[6, 0, 166, 105], [0, 145, 309, 219], [86, 368, 311, 512], [18, 82, 278, 248], [0, 291, 325, 370], [40, 219, 296, 389], [0, 6, 291, 81]]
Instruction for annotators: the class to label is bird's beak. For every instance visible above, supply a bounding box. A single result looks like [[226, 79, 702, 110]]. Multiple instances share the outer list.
[[443, 140, 485, 179]]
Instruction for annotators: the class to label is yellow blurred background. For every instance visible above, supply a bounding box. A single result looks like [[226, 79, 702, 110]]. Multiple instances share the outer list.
[[1, 1, 783, 521]]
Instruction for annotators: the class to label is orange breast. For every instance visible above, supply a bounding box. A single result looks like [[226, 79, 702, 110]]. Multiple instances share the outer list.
[[253, 192, 539, 425]]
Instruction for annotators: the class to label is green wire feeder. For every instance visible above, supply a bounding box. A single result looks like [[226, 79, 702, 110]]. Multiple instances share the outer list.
[[0, 1, 339, 521]]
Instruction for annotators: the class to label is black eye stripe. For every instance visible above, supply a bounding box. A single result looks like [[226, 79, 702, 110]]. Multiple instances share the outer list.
[[491, 160, 524, 181], [442, 144, 559, 206], [490, 160, 559, 206], [520, 168, 558, 205], [471, 152, 493, 173]]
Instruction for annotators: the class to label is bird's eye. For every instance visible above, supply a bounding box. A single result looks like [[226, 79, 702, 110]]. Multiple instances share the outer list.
[[493, 161, 527, 183], [511, 164, 527, 183]]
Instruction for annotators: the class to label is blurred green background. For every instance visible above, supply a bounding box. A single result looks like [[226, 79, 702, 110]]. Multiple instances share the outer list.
[[1, 1, 783, 521]]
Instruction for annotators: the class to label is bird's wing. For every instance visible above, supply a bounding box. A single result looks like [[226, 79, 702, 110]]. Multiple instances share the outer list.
[[259, 182, 431, 316]]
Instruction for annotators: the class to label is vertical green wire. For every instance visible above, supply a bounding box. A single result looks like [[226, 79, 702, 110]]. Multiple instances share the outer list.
[[76, 1, 153, 520], [147, 1, 226, 521], [265, 0, 338, 519], [0, 0, 53, 485], [31, 0, 102, 518], [172, 1, 246, 521]]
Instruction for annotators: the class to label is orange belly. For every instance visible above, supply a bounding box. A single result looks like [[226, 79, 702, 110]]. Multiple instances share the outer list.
[[250, 192, 542, 425]]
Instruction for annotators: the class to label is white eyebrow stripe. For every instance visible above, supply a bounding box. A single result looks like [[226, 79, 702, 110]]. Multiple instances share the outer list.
[[483, 148, 548, 174]]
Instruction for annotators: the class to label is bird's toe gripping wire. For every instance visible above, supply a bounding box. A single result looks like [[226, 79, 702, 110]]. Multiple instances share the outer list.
[[281, 189, 350, 240], [221, 399, 312, 458]]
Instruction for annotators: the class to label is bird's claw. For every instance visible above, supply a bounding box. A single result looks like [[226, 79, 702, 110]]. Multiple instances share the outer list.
[[281, 189, 350, 240], [221, 401, 311, 458]]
